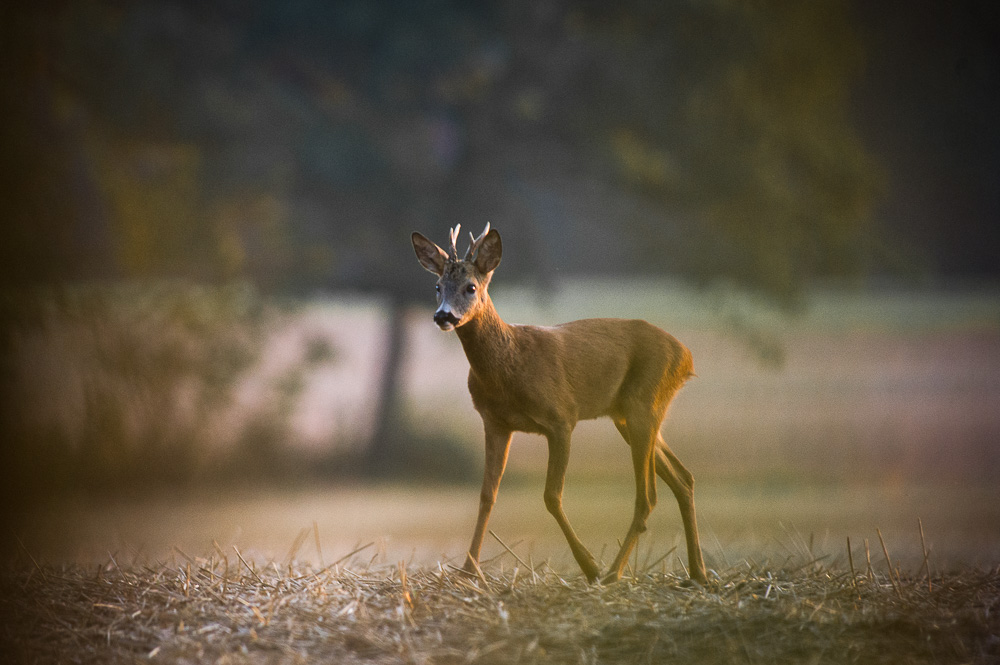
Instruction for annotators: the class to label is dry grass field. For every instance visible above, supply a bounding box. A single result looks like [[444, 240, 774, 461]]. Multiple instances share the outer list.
[[3, 281, 999, 662], [3, 541, 998, 664], [4, 474, 998, 663]]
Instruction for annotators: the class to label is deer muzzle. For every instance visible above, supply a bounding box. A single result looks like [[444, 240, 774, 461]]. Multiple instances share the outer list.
[[433, 308, 461, 330]]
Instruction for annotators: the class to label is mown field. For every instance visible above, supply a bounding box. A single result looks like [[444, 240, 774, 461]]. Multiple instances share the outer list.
[[2, 281, 999, 662], [3, 538, 999, 664], [4, 444, 998, 663]]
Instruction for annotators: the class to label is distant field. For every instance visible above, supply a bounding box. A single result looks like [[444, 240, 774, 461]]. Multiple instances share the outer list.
[[230, 280, 1000, 481], [8, 279, 997, 482], [407, 279, 1000, 481], [16, 477, 999, 576], [9, 281, 1000, 572]]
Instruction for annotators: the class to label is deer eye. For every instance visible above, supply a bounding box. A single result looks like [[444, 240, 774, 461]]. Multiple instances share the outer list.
[[465, 284, 477, 295], [435, 284, 441, 293]]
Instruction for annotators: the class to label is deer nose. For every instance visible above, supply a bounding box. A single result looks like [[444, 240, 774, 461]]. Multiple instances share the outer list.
[[434, 309, 460, 328]]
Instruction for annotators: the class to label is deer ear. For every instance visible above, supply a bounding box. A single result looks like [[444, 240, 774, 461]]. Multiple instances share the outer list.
[[412, 232, 448, 275], [473, 229, 502, 274]]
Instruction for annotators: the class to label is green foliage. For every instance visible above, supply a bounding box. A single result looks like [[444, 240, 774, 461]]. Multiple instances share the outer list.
[[602, 0, 885, 301], [2, 1, 894, 488], [3, 0, 885, 301]]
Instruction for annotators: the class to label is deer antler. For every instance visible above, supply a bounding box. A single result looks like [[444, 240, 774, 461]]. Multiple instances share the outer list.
[[448, 224, 462, 260], [465, 222, 491, 261]]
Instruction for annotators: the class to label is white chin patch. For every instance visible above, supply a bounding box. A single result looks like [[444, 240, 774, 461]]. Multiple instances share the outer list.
[[437, 322, 455, 331]]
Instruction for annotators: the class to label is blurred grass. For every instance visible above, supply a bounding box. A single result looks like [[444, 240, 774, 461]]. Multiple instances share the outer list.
[[0, 282, 288, 498], [491, 277, 1000, 333], [13, 477, 998, 573], [411, 278, 1000, 484], [3, 279, 998, 570], [5, 278, 998, 492]]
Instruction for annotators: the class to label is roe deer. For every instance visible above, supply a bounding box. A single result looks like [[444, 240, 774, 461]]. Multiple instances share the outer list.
[[411, 224, 707, 584]]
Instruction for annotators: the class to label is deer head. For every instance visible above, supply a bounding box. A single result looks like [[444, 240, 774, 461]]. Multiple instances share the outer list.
[[411, 224, 502, 331]]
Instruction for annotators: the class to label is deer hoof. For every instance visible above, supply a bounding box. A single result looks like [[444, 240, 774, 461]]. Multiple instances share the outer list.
[[601, 570, 623, 585]]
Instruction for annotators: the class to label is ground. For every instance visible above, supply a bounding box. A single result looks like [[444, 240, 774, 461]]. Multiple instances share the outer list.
[[3, 548, 998, 664], [4, 478, 1000, 664]]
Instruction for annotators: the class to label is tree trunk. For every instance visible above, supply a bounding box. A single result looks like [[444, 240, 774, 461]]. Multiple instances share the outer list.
[[364, 295, 409, 477]]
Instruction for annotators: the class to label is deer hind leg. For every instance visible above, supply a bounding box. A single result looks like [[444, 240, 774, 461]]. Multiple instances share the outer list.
[[653, 434, 708, 583], [604, 415, 659, 583], [543, 428, 601, 582]]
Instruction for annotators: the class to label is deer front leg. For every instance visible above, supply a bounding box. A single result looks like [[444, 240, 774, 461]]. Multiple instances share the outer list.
[[463, 421, 512, 576], [543, 428, 601, 582]]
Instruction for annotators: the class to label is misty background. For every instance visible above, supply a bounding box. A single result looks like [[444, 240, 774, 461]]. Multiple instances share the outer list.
[[1, 1, 998, 558]]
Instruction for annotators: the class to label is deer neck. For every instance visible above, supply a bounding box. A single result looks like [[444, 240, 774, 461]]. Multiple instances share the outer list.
[[455, 294, 517, 380]]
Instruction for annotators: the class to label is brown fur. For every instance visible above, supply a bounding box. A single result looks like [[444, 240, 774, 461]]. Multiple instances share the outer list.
[[412, 227, 707, 584]]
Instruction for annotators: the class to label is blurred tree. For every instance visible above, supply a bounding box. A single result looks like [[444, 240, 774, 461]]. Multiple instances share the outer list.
[[680, 1, 883, 299], [0, 3, 115, 287], [576, 0, 884, 302], [2, 0, 887, 481]]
